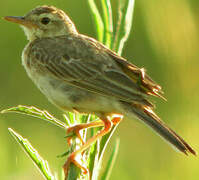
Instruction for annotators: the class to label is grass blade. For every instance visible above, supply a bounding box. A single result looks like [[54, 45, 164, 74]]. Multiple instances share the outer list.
[[98, 122, 120, 164], [88, 0, 104, 42], [101, 0, 113, 47], [87, 140, 100, 180], [1, 105, 66, 129], [113, 0, 135, 55], [101, 139, 120, 180], [8, 128, 55, 180]]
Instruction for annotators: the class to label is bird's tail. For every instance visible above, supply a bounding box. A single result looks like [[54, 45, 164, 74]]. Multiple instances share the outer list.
[[122, 102, 196, 155]]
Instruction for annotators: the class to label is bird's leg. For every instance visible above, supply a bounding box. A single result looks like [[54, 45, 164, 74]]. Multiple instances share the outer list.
[[63, 116, 113, 178], [111, 114, 123, 125], [66, 114, 123, 145], [66, 120, 104, 145]]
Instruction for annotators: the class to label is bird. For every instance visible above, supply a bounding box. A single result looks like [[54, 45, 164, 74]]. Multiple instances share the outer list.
[[4, 5, 196, 178]]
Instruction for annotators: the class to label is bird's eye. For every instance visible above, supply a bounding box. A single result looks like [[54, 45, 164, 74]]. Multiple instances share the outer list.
[[41, 17, 50, 25]]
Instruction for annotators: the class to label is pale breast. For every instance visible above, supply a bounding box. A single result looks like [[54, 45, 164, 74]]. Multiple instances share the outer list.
[[26, 72, 122, 114]]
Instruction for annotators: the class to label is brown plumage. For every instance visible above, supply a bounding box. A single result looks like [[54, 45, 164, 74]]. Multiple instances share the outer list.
[[4, 5, 196, 178]]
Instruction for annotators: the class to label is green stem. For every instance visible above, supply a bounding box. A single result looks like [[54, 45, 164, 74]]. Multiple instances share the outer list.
[[101, 139, 120, 180], [101, 0, 113, 48], [113, 0, 135, 55], [88, 0, 104, 42]]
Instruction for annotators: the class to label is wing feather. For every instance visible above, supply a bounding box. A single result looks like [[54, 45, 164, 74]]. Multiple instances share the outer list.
[[45, 57, 153, 106], [30, 36, 161, 106]]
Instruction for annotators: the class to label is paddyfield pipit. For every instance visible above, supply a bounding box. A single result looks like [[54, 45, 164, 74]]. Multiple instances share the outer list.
[[4, 5, 196, 177]]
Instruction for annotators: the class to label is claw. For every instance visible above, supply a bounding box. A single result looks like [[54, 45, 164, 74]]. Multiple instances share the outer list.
[[63, 152, 89, 179], [66, 125, 85, 145], [63, 118, 111, 180]]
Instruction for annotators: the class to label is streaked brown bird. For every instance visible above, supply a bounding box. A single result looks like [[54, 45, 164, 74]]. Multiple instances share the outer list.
[[4, 5, 196, 178]]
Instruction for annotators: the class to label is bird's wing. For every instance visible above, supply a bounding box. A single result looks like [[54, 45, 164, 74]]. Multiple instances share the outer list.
[[30, 36, 162, 106], [45, 56, 153, 106], [106, 50, 165, 100]]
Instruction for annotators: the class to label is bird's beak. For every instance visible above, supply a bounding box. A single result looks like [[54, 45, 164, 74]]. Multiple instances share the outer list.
[[4, 16, 38, 28]]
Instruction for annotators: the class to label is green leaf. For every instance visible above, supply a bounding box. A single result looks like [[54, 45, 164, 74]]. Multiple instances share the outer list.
[[8, 128, 55, 180], [67, 163, 82, 180], [1, 105, 66, 129], [57, 150, 70, 158], [101, 0, 113, 47], [113, 0, 135, 55], [88, 0, 104, 42], [67, 111, 77, 124], [80, 114, 91, 124], [101, 139, 120, 180], [63, 114, 72, 127], [87, 140, 100, 180], [98, 122, 120, 164]]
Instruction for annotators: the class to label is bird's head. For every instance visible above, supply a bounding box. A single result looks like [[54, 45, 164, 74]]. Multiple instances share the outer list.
[[4, 5, 78, 41]]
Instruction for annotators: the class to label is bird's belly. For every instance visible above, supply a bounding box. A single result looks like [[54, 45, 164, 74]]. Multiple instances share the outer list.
[[31, 75, 121, 114]]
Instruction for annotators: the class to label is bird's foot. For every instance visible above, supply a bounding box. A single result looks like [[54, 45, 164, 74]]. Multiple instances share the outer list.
[[66, 124, 87, 145], [63, 152, 89, 179]]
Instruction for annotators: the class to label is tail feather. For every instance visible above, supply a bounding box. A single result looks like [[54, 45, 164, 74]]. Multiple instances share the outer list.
[[125, 103, 196, 155]]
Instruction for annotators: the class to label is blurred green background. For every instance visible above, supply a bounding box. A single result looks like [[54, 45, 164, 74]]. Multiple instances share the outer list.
[[1, 0, 199, 179]]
